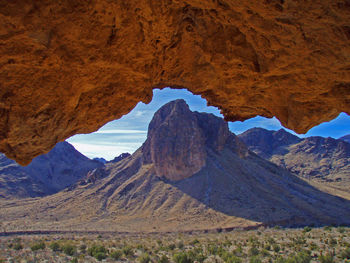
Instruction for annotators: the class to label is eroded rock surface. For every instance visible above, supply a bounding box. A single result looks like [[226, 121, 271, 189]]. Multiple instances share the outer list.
[[0, 0, 349, 164]]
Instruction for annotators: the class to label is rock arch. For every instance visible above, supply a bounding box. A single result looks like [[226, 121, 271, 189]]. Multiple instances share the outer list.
[[0, 0, 349, 164]]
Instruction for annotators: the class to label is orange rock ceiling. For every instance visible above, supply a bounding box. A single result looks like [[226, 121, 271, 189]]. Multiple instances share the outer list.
[[0, 0, 349, 165]]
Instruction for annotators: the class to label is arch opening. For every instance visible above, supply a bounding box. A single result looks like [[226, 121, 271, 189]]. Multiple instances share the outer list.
[[67, 87, 350, 161]]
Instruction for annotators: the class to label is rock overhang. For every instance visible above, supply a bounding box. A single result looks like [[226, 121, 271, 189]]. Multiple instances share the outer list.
[[0, 0, 349, 165]]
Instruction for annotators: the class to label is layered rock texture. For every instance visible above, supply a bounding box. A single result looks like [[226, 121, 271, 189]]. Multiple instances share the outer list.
[[2, 100, 349, 231], [239, 128, 350, 193], [0, 142, 101, 198], [1, 0, 350, 165]]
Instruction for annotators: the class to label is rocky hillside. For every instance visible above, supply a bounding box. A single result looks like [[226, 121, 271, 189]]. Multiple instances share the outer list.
[[1, 100, 349, 232], [238, 128, 350, 193], [237, 128, 301, 159], [0, 142, 102, 198], [340, 135, 350, 144]]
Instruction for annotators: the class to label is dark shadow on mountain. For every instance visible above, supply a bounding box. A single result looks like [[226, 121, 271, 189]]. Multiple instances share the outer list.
[[163, 148, 350, 228]]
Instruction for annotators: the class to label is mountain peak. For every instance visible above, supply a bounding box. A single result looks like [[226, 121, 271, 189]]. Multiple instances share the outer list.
[[142, 100, 244, 181]]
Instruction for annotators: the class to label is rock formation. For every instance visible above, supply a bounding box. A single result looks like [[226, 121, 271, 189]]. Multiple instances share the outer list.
[[0, 141, 102, 198], [1, 100, 350, 231], [340, 135, 350, 144], [142, 99, 247, 180], [239, 128, 350, 192], [108, 153, 131, 164], [0, 0, 349, 164]]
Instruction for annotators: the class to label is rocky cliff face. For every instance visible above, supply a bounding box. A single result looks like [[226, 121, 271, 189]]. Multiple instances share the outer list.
[[0, 142, 102, 198], [1, 0, 349, 165], [142, 99, 246, 180], [239, 129, 350, 186]]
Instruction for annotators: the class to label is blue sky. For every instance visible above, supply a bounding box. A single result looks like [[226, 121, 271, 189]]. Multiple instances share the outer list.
[[67, 88, 350, 160]]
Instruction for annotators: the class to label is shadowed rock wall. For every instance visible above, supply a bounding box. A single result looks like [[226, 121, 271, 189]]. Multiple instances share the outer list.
[[0, 0, 349, 164]]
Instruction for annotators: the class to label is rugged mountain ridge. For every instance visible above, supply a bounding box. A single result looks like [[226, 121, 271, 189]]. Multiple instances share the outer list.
[[1, 100, 349, 232], [0, 142, 102, 198], [238, 128, 350, 193], [340, 135, 350, 144]]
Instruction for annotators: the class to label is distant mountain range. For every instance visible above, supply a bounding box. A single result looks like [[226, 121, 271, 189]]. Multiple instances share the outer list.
[[340, 134, 350, 144], [238, 128, 350, 194], [1, 100, 349, 232], [0, 142, 102, 198]]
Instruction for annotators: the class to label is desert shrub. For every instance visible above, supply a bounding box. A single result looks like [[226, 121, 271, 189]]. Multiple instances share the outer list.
[[13, 243, 23, 250], [288, 250, 311, 263], [177, 240, 184, 249], [337, 226, 346, 233], [303, 226, 312, 233], [49, 242, 61, 252], [264, 244, 271, 251], [233, 245, 244, 257], [159, 254, 170, 263], [138, 253, 151, 263], [275, 256, 287, 263], [173, 252, 193, 263], [228, 257, 242, 263], [249, 256, 262, 263], [249, 246, 259, 256], [340, 248, 350, 259], [79, 244, 87, 252], [323, 226, 332, 231], [329, 238, 337, 246], [88, 244, 107, 260], [208, 243, 225, 256], [110, 250, 122, 260], [31, 241, 45, 251], [122, 245, 134, 257], [194, 253, 206, 263], [260, 248, 269, 257], [318, 253, 334, 263], [186, 249, 206, 263], [267, 237, 276, 244], [13, 237, 21, 243], [95, 252, 107, 261], [308, 242, 318, 251], [294, 236, 306, 245], [62, 243, 76, 256], [222, 252, 242, 263], [190, 239, 200, 245], [167, 243, 176, 250], [273, 244, 280, 253]]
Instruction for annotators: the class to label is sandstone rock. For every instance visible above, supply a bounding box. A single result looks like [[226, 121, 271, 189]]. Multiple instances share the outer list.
[[0, 0, 349, 164]]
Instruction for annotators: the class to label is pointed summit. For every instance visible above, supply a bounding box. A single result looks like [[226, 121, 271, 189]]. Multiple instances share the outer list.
[[142, 99, 245, 180]]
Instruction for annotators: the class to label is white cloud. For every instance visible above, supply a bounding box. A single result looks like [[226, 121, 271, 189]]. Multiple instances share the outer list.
[[70, 142, 142, 160], [134, 110, 146, 118], [94, 129, 147, 134]]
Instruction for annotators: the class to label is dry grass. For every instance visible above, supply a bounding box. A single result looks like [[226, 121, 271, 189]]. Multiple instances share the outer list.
[[1, 226, 349, 262]]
